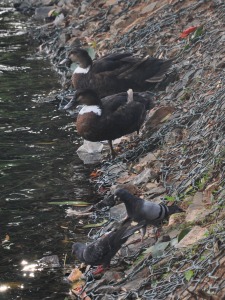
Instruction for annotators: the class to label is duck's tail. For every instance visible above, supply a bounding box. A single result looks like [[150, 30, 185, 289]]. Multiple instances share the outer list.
[[127, 89, 134, 102], [136, 91, 156, 110], [145, 59, 173, 83]]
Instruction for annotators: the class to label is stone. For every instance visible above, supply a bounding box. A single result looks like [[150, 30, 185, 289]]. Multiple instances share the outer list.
[[140, 2, 158, 15], [138, 152, 157, 165], [103, 0, 118, 6], [145, 182, 158, 190], [131, 168, 154, 185], [144, 106, 175, 138], [167, 212, 186, 227], [111, 183, 141, 196], [34, 6, 55, 20], [145, 187, 166, 199], [175, 226, 208, 248], [39, 255, 60, 267], [185, 192, 212, 222], [109, 203, 127, 222]]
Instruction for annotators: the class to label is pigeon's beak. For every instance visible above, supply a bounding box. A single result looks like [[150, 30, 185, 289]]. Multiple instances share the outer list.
[[71, 244, 76, 256]]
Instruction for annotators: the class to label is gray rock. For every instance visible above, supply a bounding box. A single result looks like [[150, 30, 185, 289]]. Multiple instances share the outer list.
[[110, 203, 127, 222], [39, 255, 60, 267], [34, 6, 55, 20], [131, 168, 154, 185], [186, 192, 211, 222]]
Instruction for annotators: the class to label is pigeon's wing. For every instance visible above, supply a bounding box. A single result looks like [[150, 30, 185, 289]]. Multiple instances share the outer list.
[[138, 201, 169, 224], [83, 235, 111, 266]]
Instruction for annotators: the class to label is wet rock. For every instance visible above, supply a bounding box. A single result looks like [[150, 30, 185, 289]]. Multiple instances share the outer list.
[[175, 226, 208, 248], [185, 192, 212, 222], [39, 255, 60, 267], [77, 140, 103, 164]]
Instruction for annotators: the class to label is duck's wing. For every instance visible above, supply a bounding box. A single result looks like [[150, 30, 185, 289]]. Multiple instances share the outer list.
[[91, 53, 134, 74], [101, 93, 128, 112], [118, 57, 172, 83]]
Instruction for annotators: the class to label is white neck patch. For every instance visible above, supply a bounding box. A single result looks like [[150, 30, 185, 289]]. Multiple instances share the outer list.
[[79, 105, 102, 116], [73, 66, 90, 74]]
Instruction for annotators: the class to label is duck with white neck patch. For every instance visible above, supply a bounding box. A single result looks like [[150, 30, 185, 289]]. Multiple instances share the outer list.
[[61, 48, 172, 98], [66, 88, 155, 157]]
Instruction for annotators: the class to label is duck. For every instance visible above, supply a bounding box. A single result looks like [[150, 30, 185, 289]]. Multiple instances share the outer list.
[[65, 88, 155, 157], [61, 48, 172, 97]]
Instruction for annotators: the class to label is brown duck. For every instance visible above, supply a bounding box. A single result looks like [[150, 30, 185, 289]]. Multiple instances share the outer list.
[[65, 88, 155, 157], [62, 48, 172, 97]]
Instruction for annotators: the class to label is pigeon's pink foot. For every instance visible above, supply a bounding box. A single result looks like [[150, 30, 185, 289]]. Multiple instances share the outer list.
[[93, 265, 105, 275]]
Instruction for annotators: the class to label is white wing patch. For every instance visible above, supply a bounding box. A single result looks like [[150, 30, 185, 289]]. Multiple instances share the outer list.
[[79, 105, 102, 116], [73, 66, 90, 74]]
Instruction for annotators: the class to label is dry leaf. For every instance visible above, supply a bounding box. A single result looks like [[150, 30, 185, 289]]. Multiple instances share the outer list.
[[68, 268, 83, 282]]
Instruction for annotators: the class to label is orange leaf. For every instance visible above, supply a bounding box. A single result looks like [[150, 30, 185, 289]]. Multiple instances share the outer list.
[[180, 26, 198, 38], [68, 268, 83, 282], [5, 234, 10, 241], [90, 170, 101, 178]]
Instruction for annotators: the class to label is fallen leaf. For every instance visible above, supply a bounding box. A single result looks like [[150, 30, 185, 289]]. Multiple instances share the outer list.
[[83, 219, 108, 228], [68, 268, 83, 282], [184, 269, 194, 281], [90, 170, 101, 178], [177, 228, 191, 242], [48, 201, 90, 206], [5, 234, 10, 241], [180, 26, 198, 38]]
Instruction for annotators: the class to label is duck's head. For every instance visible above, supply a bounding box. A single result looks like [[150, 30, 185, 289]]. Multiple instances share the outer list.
[[63, 89, 101, 110], [68, 48, 92, 68]]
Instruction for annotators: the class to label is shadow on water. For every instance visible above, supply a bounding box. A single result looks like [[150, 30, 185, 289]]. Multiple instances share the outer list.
[[0, 2, 97, 299]]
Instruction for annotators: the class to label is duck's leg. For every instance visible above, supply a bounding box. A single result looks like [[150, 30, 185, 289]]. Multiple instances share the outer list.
[[108, 140, 116, 158]]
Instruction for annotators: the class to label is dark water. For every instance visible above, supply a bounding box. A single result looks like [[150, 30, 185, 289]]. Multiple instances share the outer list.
[[0, 3, 96, 299]]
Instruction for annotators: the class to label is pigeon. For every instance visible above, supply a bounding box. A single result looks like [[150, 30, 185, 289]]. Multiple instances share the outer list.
[[114, 188, 184, 240], [72, 221, 144, 273]]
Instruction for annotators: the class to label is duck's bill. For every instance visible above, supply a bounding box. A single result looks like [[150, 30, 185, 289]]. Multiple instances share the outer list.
[[59, 57, 71, 65]]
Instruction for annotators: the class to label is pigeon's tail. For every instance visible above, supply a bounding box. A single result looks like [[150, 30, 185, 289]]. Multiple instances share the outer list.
[[167, 205, 184, 216], [121, 220, 146, 240]]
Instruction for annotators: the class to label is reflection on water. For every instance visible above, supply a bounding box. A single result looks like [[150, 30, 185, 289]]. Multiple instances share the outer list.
[[0, 2, 96, 299]]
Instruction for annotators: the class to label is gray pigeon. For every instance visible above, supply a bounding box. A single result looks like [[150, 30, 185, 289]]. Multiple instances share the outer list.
[[72, 222, 144, 272], [114, 188, 184, 239]]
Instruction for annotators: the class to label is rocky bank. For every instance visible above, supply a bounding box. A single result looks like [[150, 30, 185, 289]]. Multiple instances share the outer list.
[[14, 0, 225, 299]]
